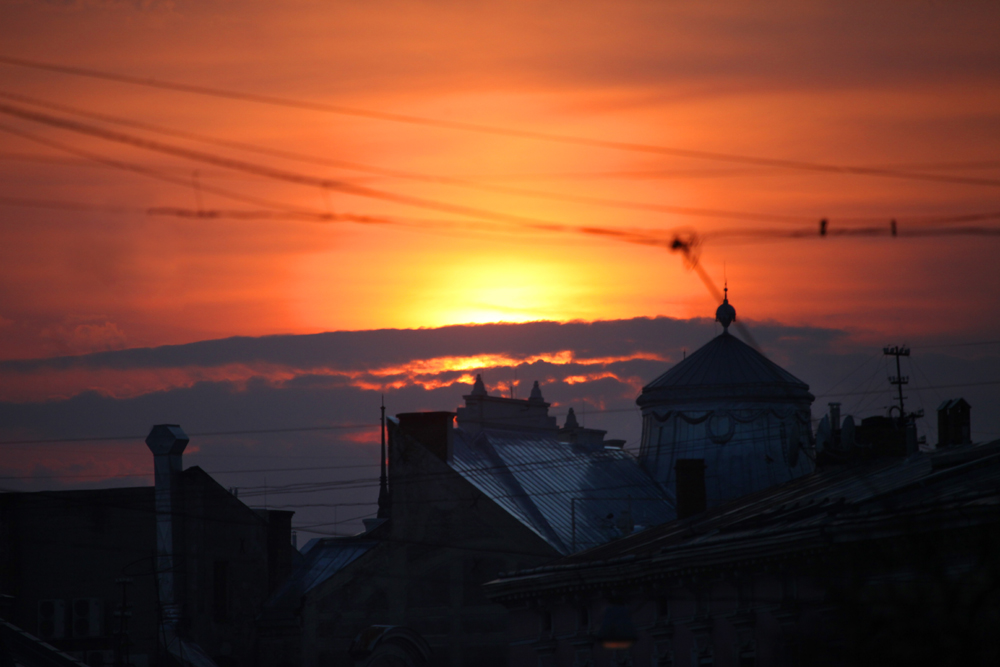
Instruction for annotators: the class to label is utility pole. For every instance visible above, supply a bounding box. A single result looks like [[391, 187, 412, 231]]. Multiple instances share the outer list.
[[883, 345, 910, 424]]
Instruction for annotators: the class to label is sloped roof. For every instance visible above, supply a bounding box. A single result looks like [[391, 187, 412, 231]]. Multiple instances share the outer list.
[[449, 428, 675, 555], [260, 536, 376, 621], [488, 439, 1000, 595], [0, 618, 87, 667], [638, 331, 812, 406]]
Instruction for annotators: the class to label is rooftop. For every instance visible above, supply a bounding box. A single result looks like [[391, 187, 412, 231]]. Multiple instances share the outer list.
[[450, 427, 675, 555], [638, 331, 813, 406], [488, 438, 1000, 594]]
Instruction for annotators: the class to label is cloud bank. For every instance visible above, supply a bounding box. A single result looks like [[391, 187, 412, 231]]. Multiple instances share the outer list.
[[2, 317, 997, 539]]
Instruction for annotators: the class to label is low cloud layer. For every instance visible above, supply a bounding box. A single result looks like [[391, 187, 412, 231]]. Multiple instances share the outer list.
[[2, 316, 998, 540]]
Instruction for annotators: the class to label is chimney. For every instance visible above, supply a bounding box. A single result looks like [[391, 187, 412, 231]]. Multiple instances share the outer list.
[[829, 403, 841, 432], [145, 424, 188, 639], [675, 459, 707, 519], [397, 412, 454, 463], [937, 398, 972, 448]]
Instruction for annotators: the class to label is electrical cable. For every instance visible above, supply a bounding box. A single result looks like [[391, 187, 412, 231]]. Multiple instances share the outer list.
[[3, 55, 1000, 189], [0, 90, 815, 225]]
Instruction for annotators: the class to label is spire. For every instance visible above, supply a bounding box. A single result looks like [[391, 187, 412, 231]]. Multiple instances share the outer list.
[[715, 282, 736, 332], [564, 407, 580, 430], [471, 373, 488, 396], [377, 395, 390, 519], [529, 380, 544, 403]]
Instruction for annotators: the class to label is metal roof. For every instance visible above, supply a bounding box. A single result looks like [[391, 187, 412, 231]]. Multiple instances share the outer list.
[[449, 428, 675, 555], [260, 537, 376, 619], [548, 438, 1000, 566], [638, 332, 812, 406], [487, 440, 1000, 602]]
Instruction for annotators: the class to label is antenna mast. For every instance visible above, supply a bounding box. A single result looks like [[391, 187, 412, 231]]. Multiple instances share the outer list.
[[883, 345, 910, 424], [377, 394, 390, 518]]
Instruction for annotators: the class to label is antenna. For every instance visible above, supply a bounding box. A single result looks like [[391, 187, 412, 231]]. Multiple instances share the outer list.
[[883, 345, 910, 424], [377, 394, 390, 519]]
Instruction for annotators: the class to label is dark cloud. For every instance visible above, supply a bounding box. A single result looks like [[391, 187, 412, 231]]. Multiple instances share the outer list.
[[2, 316, 998, 543], [0, 315, 837, 373]]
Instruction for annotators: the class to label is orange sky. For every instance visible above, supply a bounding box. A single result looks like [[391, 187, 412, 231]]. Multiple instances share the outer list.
[[2, 0, 1000, 360]]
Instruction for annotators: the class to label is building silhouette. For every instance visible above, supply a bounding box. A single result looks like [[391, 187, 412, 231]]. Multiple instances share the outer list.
[[487, 437, 1000, 666], [0, 425, 295, 667], [486, 296, 998, 666], [637, 290, 814, 514], [258, 379, 673, 667]]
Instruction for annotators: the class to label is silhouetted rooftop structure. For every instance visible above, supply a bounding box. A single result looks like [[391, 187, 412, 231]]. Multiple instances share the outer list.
[[638, 292, 815, 509], [639, 328, 811, 405], [488, 438, 1000, 666]]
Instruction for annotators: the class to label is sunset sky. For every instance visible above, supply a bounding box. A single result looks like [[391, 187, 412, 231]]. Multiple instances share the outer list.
[[2, 0, 999, 537]]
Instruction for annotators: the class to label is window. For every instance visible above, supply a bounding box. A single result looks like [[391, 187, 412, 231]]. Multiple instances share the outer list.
[[656, 597, 670, 622], [578, 605, 590, 631], [653, 641, 673, 667], [213, 560, 229, 623], [540, 610, 552, 635]]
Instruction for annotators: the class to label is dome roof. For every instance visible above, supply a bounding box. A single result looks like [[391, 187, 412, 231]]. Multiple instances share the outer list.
[[637, 332, 813, 407]]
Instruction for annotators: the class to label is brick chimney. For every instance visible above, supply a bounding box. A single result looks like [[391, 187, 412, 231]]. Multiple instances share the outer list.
[[397, 412, 454, 463]]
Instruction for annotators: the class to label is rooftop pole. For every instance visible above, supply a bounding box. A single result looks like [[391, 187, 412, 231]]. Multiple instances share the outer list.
[[883, 345, 910, 425], [377, 394, 390, 518]]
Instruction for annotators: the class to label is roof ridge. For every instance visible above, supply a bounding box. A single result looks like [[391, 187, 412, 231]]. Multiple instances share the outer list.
[[640, 333, 809, 396]]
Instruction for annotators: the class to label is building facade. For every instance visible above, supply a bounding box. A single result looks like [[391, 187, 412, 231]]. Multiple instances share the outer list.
[[637, 293, 814, 513], [487, 438, 1000, 667], [0, 425, 295, 667], [264, 379, 674, 667]]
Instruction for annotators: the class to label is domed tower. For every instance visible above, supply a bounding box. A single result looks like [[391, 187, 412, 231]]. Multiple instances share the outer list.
[[637, 289, 814, 509]]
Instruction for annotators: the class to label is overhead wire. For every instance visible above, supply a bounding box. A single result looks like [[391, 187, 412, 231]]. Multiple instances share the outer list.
[[0, 90, 815, 225], [0, 377, 996, 450], [3, 55, 1000, 189], [0, 121, 378, 222], [0, 62, 996, 580], [1, 105, 997, 274], [4, 94, 1000, 236], [0, 109, 721, 255]]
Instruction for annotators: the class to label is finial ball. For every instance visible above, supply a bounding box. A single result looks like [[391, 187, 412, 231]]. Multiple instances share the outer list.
[[715, 292, 736, 330]]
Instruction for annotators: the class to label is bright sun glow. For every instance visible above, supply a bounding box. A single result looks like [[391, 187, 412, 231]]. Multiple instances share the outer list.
[[407, 253, 595, 326]]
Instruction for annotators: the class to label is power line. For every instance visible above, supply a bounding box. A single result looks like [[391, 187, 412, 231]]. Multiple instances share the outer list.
[[0, 106, 693, 248], [0, 122, 351, 219], [0, 423, 375, 446], [0, 90, 813, 225], [3, 55, 1000, 189], [0, 194, 136, 214], [2, 113, 997, 272], [0, 372, 995, 450], [919, 339, 1000, 349], [816, 378, 1000, 398]]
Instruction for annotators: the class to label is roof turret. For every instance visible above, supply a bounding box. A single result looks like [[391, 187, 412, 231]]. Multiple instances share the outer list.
[[563, 407, 579, 429], [529, 380, 545, 403], [638, 294, 812, 407]]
